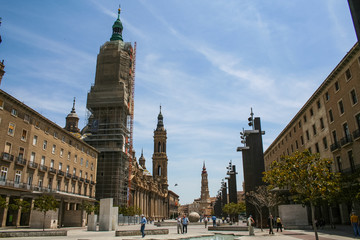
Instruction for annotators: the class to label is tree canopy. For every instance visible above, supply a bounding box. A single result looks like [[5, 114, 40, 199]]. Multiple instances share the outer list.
[[263, 150, 340, 240]]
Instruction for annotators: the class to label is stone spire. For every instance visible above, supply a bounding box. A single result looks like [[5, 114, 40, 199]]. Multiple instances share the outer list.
[[200, 161, 210, 202], [65, 97, 80, 133], [139, 148, 146, 168], [156, 105, 164, 131], [110, 7, 124, 41]]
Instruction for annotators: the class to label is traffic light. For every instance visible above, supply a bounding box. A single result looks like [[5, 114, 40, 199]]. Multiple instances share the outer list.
[[248, 117, 253, 126]]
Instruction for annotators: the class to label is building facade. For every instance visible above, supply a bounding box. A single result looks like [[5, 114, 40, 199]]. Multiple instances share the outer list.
[[83, 9, 135, 206], [0, 90, 98, 227], [264, 43, 360, 224]]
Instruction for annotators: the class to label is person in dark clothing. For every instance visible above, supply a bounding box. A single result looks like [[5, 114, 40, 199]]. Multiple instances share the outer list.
[[268, 214, 275, 234]]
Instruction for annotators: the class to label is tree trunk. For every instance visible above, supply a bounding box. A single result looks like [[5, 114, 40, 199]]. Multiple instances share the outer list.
[[260, 210, 263, 231], [310, 202, 319, 240]]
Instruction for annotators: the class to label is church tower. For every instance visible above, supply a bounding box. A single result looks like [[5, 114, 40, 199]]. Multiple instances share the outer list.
[[199, 162, 211, 215], [152, 106, 168, 189], [65, 98, 80, 133], [84, 8, 135, 206]]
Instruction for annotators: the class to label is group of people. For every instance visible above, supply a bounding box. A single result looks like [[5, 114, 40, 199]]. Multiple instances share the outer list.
[[176, 214, 189, 234], [268, 214, 283, 234]]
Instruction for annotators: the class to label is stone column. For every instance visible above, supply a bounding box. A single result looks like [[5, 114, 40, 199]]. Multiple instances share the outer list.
[[15, 197, 23, 227], [1, 196, 9, 227]]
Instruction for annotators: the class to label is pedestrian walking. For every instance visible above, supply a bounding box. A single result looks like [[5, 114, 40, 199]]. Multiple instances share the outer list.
[[350, 212, 359, 237], [212, 215, 216, 227], [182, 214, 189, 234], [248, 215, 255, 236], [177, 216, 183, 234], [140, 214, 147, 238], [276, 216, 283, 232], [204, 216, 208, 228], [268, 214, 274, 234]]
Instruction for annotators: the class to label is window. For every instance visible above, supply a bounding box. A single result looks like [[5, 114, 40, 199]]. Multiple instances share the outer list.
[[66, 165, 70, 174], [85, 172, 88, 180], [14, 170, 21, 184], [325, 91, 329, 101], [317, 100, 321, 109], [73, 168, 76, 175], [356, 113, 360, 129], [320, 118, 325, 129], [74, 155, 78, 163], [348, 150, 355, 173], [295, 140, 299, 149], [308, 147, 312, 154], [335, 81, 340, 91], [338, 100, 345, 114], [336, 156, 342, 172], [48, 178, 53, 190], [303, 115, 307, 123], [323, 137, 328, 150], [91, 163, 94, 171], [300, 136, 304, 145], [291, 144, 294, 153], [62, 136, 65, 142], [86, 160, 89, 168], [24, 114, 30, 123], [345, 68, 352, 81], [57, 180, 61, 191], [310, 108, 314, 116], [59, 162, 62, 170], [80, 158, 83, 166], [306, 130, 310, 140], [329, 109, 334, 122], [293, 126, 296, 133], [0, 99, 3, 109], [332, 130, 338, 143], [289, 132, 292, 138], [8, 123, 15, 136], [38, 178, 43, 188], [44, 127, 50, 134], [67, 152, 71, 161], [53, 131, 58, 138], [60, 148, 64, 157], [43, 140, 47, 150], [41, 156, 45, 166], [30, 152, 35, 162], [298, 121, 302, 128], [11, 109, 18, 117], [79, 170, 82, 178], [32, 135, 38, 146], [27, 174, 33, 186], [315, 143, 320, 153], [312, 124, 317, 135], [50, 159, 54, 168], [343, 122, 350, 139], [35, 120, 40, 128], [0, 167, 8, 181], [52, 144, 56, 154], [18, 147, 24, 159], [4, 142, 11, 153], [21, 129, 27, 141], [350, 89, 358, 105]]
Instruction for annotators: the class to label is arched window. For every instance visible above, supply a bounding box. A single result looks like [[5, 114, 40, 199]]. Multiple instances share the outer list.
[[158, 166, 161, 176], [163, 142, 166, 153], [158, 142, 162, 153]]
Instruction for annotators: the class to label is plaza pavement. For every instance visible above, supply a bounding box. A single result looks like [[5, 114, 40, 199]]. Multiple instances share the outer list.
[[0, 221, 357, 240]]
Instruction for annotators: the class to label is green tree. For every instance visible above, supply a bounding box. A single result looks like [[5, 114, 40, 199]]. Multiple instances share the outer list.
[[8, 199, 30, 228], [263, 150, 340, 240], [33, 195, 58, 231], [0, 196, 7, 209], [222, 202, 246, 222], [82, 201, 99, 215]]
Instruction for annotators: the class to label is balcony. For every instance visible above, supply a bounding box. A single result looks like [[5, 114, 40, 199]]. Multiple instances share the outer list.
[[39, 164, 48, 172], [72, 175, 78, 181], [27, 161, 38, 169], [65, 173, 72, 179], [15, 157, 27, 166], [57, 170, 64, 177], [90, 181, 95, 185], [79, 177, 84, 182], [49, 167, 57, 175], [353, 129, 360, 140], [1, 152, 14, 162], [330, 141, 340, 152], [340, 135, 353, 147], [85, 179, 90, 184]]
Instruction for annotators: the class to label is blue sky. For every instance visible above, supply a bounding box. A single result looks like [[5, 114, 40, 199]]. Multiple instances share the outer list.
[[0, 1, 357, 204]]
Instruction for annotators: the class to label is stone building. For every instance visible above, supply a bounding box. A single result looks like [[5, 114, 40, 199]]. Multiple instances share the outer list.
[[0, 90, 98, 228], [264, 43, 360, 224], [83, 8, 134, 206], [129, 108, 178, 219]]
